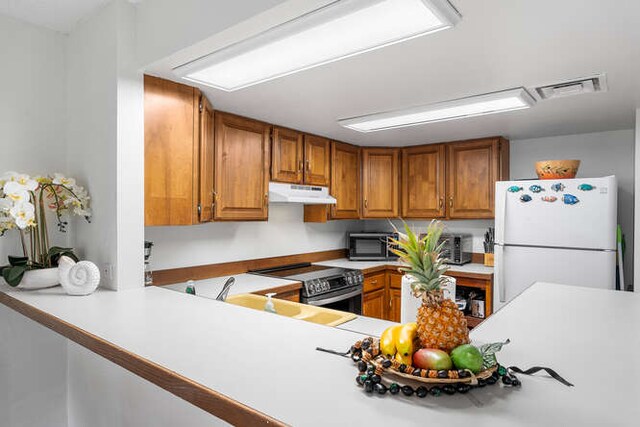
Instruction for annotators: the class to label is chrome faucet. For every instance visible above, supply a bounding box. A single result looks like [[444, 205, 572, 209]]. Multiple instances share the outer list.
[[215, 277, 236, 301]]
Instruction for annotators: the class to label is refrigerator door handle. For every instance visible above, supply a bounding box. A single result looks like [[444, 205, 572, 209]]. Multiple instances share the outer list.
[[495, 244, 506, 303], [496, 184, 507, 244]]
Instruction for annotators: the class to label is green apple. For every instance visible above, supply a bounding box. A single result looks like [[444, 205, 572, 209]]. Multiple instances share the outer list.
[[412, 348, 453, 370], [450, 344, 483, 373]]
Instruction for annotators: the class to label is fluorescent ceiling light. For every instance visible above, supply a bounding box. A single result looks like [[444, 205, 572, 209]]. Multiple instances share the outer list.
[[338, 88, 537, 132], [174, 0, 460, 91]]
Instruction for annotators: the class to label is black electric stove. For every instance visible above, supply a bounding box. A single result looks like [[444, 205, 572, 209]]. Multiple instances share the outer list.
[[249, 263, 364, 314]]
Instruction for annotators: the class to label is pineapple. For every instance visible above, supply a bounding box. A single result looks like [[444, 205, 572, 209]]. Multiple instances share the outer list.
[[390, 220, 470, 353]]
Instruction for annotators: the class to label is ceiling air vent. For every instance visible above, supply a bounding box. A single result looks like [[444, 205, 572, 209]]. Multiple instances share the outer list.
[[534, 74, 608, 100]]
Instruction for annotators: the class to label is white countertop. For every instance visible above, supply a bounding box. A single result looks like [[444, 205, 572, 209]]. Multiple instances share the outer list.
[[163, 273, 300, 299], [316, 258, 494, 276], [2, 282, 638, 425]]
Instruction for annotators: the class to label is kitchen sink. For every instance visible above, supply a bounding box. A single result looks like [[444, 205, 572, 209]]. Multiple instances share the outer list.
[[225, 294, 357, 327]]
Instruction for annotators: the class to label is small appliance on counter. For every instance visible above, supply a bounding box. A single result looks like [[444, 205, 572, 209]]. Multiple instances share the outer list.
[[250, 263, 364, 314], [144, 241, 154, 286], [437, 233, 472, 265], [348, 232, 398, 261]]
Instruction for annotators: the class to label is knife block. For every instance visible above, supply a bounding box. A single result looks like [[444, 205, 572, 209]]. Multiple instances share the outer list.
[[484, 253, 494, 267]]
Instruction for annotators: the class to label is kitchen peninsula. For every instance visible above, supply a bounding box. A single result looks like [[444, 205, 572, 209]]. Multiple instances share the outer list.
[[1, 282, 637, 426]]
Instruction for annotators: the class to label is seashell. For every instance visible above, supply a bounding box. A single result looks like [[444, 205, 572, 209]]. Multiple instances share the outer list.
[[520, 194, 532, 202], [541, 196, 557, 202], [562, 194, 579, 205], [507, 186, 523, 193], [578, 184, 595, 191], [551, 183, 565, 192], [529, 185, 544, 193], [58, 256, 100, 296]]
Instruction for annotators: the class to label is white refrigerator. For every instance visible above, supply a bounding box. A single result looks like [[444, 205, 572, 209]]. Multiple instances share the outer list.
[[494, 175, 617, 312]]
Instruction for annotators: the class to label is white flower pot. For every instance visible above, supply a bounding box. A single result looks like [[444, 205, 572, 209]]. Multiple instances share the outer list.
[[1, 267, 60, 290]]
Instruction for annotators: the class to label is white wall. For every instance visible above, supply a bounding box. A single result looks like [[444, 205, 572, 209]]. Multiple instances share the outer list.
[[145, 204, 360, 270], [0, 14, 69, 263], [635, 109, 640, 291], [0, 304, 68, 427], [510, 129, 635, 289], [67, 342, 226, 427], [66, 0, 144, 291]]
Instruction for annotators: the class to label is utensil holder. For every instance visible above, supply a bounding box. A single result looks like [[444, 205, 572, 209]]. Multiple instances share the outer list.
[[484, 253, 494, 267]]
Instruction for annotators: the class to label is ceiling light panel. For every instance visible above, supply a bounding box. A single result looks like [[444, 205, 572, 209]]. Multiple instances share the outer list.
[[175, 0, 460, 91], [339, 88, 536, 132]]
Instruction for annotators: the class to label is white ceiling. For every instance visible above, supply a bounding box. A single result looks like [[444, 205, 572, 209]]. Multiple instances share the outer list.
[[0, 0, 111, 33], [149, 0, 640, 147]]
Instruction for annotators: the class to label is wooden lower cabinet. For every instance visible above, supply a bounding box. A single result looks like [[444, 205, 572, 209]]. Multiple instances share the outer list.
[[362, 288, 386, 319], [362, 270, 402, 322], [388, 288, 401, 323]]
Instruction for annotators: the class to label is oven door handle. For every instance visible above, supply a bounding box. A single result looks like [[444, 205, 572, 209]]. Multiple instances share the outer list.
[[306, 289, 362, 306]]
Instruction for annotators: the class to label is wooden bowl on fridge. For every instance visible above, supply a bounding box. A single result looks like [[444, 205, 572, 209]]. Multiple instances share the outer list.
[[535, 160, 580, 180]]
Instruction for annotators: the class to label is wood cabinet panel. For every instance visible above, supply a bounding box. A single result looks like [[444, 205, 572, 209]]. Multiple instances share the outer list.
[[144, 75, 204, 226], [303, 134, 330, 186], [446, 138, 508, 219], [330, 141, 361, 219], [401, 144, 446, 218], [363, 272, 385, 293], [389, 272, 402, 289], [362, 148, 399, 218], [198, 96, 215, 222], [271, 127, 303, 184], [214, 112, 270, 220], [388, 288, 401, 323], [362, 289, 386, 320]]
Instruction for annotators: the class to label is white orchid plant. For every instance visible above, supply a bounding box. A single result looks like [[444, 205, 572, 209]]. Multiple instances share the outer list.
[[0, 172, 91, 286]]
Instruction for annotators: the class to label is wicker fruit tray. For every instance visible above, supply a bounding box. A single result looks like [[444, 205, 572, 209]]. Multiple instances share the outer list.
[[370, 356, 498, 385]]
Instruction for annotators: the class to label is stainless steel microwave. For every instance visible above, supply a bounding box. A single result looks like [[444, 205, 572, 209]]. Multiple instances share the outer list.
[[348, 232, 399, 261]]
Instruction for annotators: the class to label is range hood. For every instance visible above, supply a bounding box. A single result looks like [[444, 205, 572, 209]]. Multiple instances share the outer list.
[[269, 182, 336, 205]]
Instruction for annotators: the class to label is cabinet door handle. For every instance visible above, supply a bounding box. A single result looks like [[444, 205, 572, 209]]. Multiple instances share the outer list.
[[364, 199, 368, 209], [298, 160, 304, 173], [305, 159, 311, 172], [370, 279, 377, 284], [264, 193, 269, 206], [449, 196, 454, 207], [439, 197, 443, 209]]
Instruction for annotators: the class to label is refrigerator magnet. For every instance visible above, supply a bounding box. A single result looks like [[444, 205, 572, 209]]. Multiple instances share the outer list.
[[529, 184, 544, 193], [551, 183, 565, 192], [520, 194, 533, 202], [562, 194, 580, 205]]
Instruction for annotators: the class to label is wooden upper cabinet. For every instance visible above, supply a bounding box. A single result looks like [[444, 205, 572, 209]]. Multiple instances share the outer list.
[[214, 112, 271, 221], [303, 135, 330, 186], [144, 75, 214, 226], [446, 137, 509, 219], [401, 144, 446, 218], [271, 127, 303, 184], [198, 96, 215, 222], [330, 141, 361, 219], [362, 148, 399, 218]]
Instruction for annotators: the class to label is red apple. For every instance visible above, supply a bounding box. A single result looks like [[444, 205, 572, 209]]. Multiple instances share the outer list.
[[413, 348, 453, 370]]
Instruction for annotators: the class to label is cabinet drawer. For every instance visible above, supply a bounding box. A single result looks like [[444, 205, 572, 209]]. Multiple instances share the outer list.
[[389, 272, 403, 289], [363, 273, 385, 293]]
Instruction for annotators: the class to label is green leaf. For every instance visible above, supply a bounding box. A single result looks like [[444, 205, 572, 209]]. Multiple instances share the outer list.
[[8, 256, 28, 267], [2, 265, 27, 287], [48, 246, 79, 266], [480, 339, 511, 356], [480, 339, 510, 369]]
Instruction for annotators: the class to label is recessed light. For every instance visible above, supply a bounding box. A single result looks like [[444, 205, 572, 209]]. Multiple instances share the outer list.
[[338, 88, 536, 132], [174, 0, 461, 91]]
